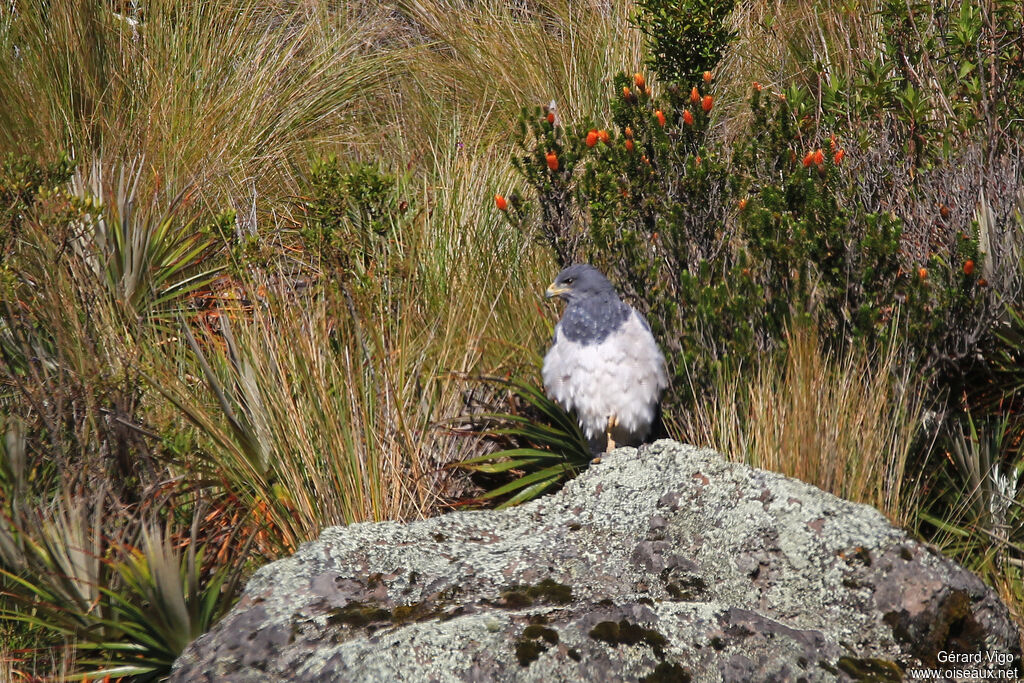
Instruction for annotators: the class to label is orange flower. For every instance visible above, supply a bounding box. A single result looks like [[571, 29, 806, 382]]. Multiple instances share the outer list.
[[813, 149, 825, 166], [625, 139, 635, 152], [753, 81, 762, 92], [641, 154, 650, 165], [625, 126, 634, 138], [495, 194, 508, 211], [634, 73, 646, 89], [978, 277, 988, 287], [585, 129, 599, 147], [829, 133, 837, 151], [940, 205, 951, 219], [695, 155, 702, 165], [546, 112, 555, 125], [690, 86, 700, 104], [683, 109, 694, 125], [918, 267, 928, 281], [655, 110, 666, 127], [623, 86, 634, 102], [597, 129, 610, 144], [802, 151, 815, 167], [546, 151, 558, 171], [701, 95, 713, 113], [963, 260, 975, 275], [703, 71, 713, 83], [834, 149, 845, 164], [738, 198, 748, 211]]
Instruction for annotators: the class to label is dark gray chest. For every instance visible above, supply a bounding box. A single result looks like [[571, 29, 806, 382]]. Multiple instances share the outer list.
[[558, 297, 631, 344]]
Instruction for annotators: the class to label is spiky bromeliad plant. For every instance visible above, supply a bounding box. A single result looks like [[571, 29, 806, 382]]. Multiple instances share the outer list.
[[0, 424, 250, 681], [0, 502, 250, 682], [456, 376, 592, 509]]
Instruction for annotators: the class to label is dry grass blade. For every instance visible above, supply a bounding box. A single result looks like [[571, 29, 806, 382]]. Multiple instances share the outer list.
[[685, 324, 927, 524]]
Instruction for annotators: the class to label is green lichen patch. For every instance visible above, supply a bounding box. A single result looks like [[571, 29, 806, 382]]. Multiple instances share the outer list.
[[835, 656, 903, 682], [499, 578, 574, 608], [522, 624, 559, 644], [390, 601, 443, 624], [515, 638, 549, 667], [327, 601, 392, 628], [526, 579, 574, 604], [515, 623, 561, 666], [642, 661, 692, 683], [500, 590, 534, 608], [588, 619, 668, 659]]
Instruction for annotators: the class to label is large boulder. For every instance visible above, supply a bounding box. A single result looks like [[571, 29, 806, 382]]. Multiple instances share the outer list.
[[172, 441, 1020, 682]]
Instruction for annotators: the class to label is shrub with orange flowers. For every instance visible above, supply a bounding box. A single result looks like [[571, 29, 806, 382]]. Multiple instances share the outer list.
[[507, 0, 1000, 410]]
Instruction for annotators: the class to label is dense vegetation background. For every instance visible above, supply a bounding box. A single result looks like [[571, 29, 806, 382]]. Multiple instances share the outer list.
[[1, 0, 1022, 678]]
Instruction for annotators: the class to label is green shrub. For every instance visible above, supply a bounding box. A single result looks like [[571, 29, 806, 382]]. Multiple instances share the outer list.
[[632, 0, 736, 87], [300, 156, 413, 292]]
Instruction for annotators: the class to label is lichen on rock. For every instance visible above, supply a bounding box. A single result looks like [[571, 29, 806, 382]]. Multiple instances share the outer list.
[[171, 440, 1021, 682]]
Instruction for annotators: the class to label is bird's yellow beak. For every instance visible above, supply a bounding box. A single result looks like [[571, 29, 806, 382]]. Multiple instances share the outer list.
[[545, 282, 570, 299]]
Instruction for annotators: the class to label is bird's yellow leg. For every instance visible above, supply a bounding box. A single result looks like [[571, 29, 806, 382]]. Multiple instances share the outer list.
[[605, 415, 619, 452]]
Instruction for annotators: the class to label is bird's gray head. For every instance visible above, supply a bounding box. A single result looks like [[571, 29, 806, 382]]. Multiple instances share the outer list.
[[545, 264, 617, 303], [545, 264, 630, 345]]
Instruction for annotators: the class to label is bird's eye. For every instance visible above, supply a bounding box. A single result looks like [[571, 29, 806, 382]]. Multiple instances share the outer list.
[[565, 278, 575, 285]]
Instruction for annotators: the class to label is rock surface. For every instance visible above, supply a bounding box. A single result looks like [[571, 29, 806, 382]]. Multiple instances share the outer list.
[[172, 441, 1020, 682]]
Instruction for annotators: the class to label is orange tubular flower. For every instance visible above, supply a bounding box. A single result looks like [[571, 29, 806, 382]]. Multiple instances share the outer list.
[[963, 260, 975, 275], [683, 109, 694, 125], [625, 126, 634, 138], [834, 149, 845, 164], [802, 151, 815, 167], [702, 95, 713, 113], [634, 73, 646, 89], [597, 129, 610, 144], [546, 112, 555, 124], [690, 86, 700, 104], [546, 151, 559, 171], [625, 139, 635, 152], [495, 194, 508, 211], [738, 198, 748, 211], [703, 71, 713, 83], [813, 149, 825, 166], [586, 130, 599, 147], [655, 110, 666, 127], [918, 267, 928, 281]]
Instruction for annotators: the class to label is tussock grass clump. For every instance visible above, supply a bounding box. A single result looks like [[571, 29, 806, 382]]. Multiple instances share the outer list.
[[683, 326, 927, 526]]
